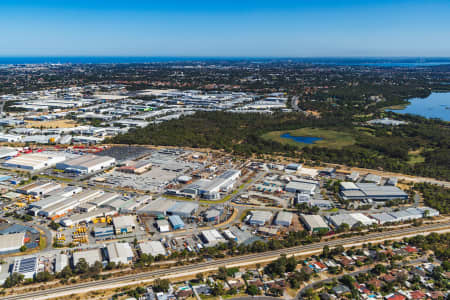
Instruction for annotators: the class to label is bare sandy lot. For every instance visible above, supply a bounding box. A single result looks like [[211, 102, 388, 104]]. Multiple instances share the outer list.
[[25, 119, 79, 128]]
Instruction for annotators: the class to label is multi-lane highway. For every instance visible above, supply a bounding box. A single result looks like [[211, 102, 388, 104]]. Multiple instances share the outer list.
[[2, 221, 449, 300]]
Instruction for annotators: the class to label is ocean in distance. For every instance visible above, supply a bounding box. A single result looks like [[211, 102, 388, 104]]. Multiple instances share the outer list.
[[1, 57, 450, 66], [387, 92, 450, 122]]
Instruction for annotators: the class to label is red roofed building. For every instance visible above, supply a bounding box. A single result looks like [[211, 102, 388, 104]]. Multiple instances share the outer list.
[[386, 294, 406, 300], [410, 291, 426, 299], [404, 246, 418, 253], [312, 261, 327, 271], [339, 257, 353, 267], [380, 274, 396, 283], [429, 291, 444, 299], [367, 278, 383, 289]]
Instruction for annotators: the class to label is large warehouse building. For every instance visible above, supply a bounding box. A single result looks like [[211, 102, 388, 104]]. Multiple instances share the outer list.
[[139, 241, 166, 257], [137, 198, 197, 218], [327, 213, 376, 228], [273, 211, 293, 227], [0, 147, 18, 158], [285, 179, 318, 195], [201, 229, 226, 246], [299, 214, 329, 233], [168, 215, 185, 230], [113, 215, 136, 234], [167, 202, 198, 218], [38, 189, 105, 218], [137, 198, 176, 216], [248, 210, 273, 226], [339, 182, 408, 201], [117, 160, 152, 174], [0, 232, 25, 253], [3, 153, 66, 171], [55, 154, 115, 174], [72, 249, 103, 266], [106, 242, 134, 264], [28, 186, 82, 211], [371, 206, 440, 224], [181, 169, 241, 199], [12, 256, 38, 279], [17, 181, 62, 196]]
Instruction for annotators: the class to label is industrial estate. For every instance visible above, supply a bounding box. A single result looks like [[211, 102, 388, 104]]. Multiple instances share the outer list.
[[0, 61, 448, 300]]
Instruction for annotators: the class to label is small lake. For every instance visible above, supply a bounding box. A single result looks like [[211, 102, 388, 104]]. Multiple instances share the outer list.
[[387, 92, 450, 121], [280, 133, 323, 144]]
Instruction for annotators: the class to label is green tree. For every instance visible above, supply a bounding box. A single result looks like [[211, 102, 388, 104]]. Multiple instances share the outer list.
[[217, 266, 228, 280], [153, 278, 170, 292], [247, 284, 260, 296], [211, 282, 225, 296], [3, 273, 24, 288], [372, 264, 387, 275], [75, 258, 89, 274], [49, 221, 60, 231], [195, 273, 204, 283], [35, 271, 53, 283], [58, 266, 72, 279]]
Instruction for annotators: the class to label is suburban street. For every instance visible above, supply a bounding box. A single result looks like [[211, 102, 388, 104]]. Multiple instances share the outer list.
[[297, 257, 429, 299]]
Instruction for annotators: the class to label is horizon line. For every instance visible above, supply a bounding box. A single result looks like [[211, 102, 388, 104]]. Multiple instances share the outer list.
[[1, 55, 450, 59]]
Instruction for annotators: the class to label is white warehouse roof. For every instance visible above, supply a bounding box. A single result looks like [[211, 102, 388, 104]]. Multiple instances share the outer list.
[[350, 213, 376, 226], [0, 232, 25, 252], [274, 211, 293, 226], [201, 229, 226, 245], [3, 153, 66, 171], [139, 241, 166, 257], [106, 242, 134, 264], [249, 210, 273, 225], [73, 248, 102, 266]]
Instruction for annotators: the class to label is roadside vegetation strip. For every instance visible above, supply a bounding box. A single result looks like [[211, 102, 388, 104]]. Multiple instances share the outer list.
[[164, 195, 195, 202], [261, 128, 356, 149], [39, 234, 46, 250], [37, 174, 73, 182]]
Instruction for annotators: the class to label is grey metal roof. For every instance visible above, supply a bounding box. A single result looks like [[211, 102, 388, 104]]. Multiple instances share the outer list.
[[274, 211, 293, 224], [167, 202, 198, 216], [300, 214, 328, 229], [370, 212, 397, 224]]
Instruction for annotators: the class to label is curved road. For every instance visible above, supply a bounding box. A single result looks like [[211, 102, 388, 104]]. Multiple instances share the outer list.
[[2, 222, 449, 300]]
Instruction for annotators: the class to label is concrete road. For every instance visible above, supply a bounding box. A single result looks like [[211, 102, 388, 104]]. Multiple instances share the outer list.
[[291, 96, 302, 112]]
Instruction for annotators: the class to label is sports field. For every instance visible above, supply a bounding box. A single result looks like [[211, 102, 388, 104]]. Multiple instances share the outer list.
[[261, 128, 356, 149]]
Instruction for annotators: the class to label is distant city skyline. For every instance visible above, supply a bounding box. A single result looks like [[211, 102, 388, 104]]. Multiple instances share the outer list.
[[1, 0, 450, 57]]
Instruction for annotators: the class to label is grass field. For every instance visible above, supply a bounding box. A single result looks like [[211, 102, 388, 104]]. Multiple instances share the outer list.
[[261, 127, 356, 149]]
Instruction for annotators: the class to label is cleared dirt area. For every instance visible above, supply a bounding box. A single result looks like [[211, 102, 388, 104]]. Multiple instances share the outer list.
[[25, 119, 79, 128]]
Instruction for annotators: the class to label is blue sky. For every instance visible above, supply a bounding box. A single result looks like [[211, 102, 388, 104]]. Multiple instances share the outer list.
[[1, 0, 449, 57]]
